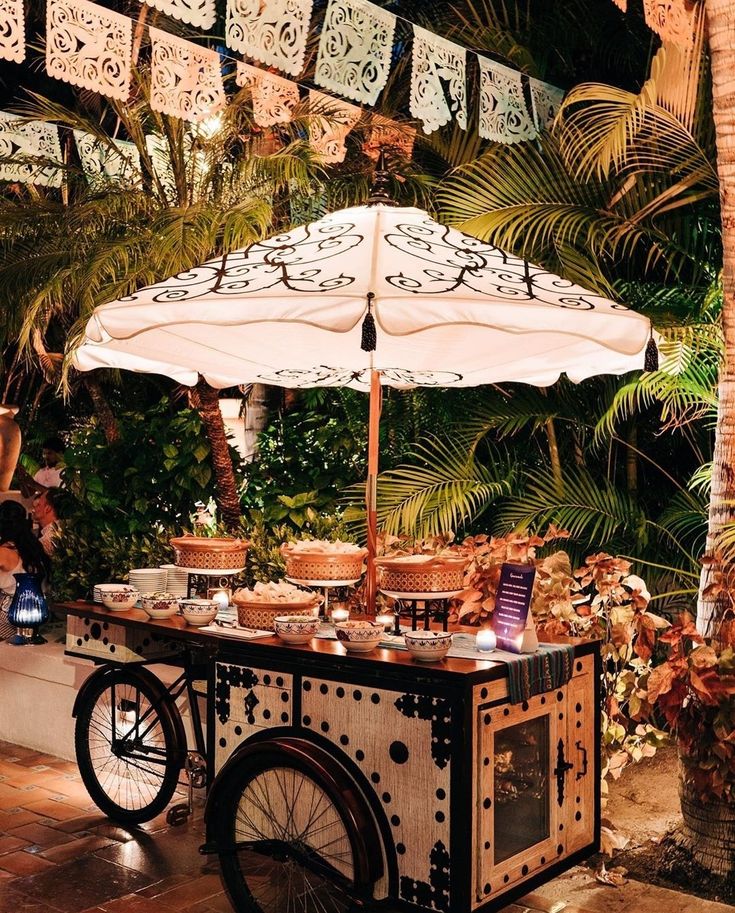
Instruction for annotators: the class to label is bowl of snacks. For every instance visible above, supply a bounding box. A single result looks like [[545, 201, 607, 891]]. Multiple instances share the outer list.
[[233, 581, 321, 631], [404, 630, 453, 662], [335, 620, 384, 653], [140, 592, 180, 620], [274, 614, 321, 644], [180, 598, 218, 627], [281, 540, 367, 582], [376, 555, 468, 594], [100, 584, 139, 612]]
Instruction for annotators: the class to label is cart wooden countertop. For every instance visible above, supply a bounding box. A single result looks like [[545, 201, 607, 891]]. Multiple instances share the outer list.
[[53, 600, 596, 684]]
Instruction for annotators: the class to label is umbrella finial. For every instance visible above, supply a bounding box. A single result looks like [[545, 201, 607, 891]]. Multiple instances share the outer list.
[[367, 150, 398, 207]]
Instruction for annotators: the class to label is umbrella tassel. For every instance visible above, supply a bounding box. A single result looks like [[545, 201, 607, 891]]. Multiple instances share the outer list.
[[361, 293, 377, 353], [644, 330, 659, 372]]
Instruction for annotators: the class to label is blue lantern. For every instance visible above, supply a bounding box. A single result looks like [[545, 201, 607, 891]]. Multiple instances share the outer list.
[[7, 573, 49, 645]]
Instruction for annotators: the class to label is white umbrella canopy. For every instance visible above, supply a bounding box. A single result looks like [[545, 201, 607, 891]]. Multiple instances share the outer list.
[[74, 197, 654, 613], [74, 202, 652, 390]]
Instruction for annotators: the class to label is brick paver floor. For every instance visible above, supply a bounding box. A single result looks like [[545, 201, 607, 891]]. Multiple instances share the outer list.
[[1, 740, 691, 913]]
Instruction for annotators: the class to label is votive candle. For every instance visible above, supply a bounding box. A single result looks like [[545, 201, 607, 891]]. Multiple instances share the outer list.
[[476, 628, 497, 652], [331, 607, 350, 624], [212, 590, 230, 610], [376, 613, 393, 632]]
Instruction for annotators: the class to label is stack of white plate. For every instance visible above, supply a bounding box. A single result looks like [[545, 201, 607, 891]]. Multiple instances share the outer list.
[[160, 564, 189, 597], [129, 568, 167, 594]]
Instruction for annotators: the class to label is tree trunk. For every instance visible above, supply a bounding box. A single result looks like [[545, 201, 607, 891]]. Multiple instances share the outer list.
[[698, 0, 735, 636], [243, 384, 270, 462], [544, 417, 563, 491], [83, 376, 119, 445], [190, 379, 242, 530], [679, 771, 735, 875]]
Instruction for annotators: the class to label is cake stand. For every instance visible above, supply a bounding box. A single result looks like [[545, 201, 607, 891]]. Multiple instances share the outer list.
[[379, 589, 462, 633], [285, 576, 362, 619]]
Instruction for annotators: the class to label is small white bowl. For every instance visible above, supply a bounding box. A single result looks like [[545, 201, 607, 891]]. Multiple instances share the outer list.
[[274, 615, 321, 644], [101, 586, 139, 612], [180, 598, 218, 627], [140, 593, 181, 619], [404, 630, 453, 662], [335, 620, 384, 653]]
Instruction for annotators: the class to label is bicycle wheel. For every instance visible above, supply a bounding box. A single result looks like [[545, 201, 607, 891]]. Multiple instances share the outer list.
[[214, 751, 374, 913], [75, 668, 183, 824]]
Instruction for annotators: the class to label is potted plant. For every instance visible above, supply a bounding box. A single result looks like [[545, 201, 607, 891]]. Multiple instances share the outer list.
[[647, 616, 735, 875]]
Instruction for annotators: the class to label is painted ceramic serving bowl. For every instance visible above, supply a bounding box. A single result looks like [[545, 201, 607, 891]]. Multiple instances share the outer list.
[[140, 592, 181, 619], [274, 615, 321, 644], [100, 585, 139, 612], [180, 598, 218, 627], [334, 620, 384, 653], [404, 630, 453, 662]]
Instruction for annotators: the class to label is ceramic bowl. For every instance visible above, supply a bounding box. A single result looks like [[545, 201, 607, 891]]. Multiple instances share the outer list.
[[274, 615, 321, 644], [404, 630, 453, 662], [140, 592, 181, 619], [335, 620, 384, 653], [100, 585, 139, 612], [180, 598, 218, 627]]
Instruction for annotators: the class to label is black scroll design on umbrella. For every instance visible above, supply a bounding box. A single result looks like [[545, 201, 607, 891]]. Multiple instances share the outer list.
[[383, 219, 602, 310], [259, 367, 464, 387], [118, 221, 364, 305]]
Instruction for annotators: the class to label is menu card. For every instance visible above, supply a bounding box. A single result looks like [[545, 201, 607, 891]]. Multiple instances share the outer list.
[[494, 562, 539, 654]]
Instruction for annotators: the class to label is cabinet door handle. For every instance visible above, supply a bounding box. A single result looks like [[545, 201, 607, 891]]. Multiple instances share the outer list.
[[554, 738, 573, 805], [575, 740, 588, 780]]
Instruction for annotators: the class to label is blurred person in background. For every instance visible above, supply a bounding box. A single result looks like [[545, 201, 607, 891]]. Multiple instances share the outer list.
[[32, 489, 60, 557]]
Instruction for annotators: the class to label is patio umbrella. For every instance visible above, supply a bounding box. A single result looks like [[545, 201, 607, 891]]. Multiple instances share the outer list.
[[74, 184, 655, 612]]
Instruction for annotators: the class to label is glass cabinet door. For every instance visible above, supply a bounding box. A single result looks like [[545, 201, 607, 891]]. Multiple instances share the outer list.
[[493, 715, 550, 864], [475, 692, 563, 907]]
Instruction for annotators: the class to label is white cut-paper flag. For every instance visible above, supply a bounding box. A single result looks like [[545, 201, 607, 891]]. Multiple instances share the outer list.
[[0, 113, 63, 187], [46, 0, 132, 101], [315, 0, 396, 105], [236, 62, 300, 127], [144, 0, 216, 30], [529, 77, 564, 131], [226, 0, 313, 77], [477, 57, 536, 144], [74, 131, 141, 187], [0, 0, 24, 63], [410, 25, 467, 135], [150, 28, 226, 124], [308, 90, 361, 163]]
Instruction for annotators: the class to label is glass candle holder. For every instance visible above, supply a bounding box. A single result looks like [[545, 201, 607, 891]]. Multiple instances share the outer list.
[[7, 573, 49, 646], [376, 613, 394, 632], [476, 628, 497, 653], [330, 607, 349, 624], [211, 589, 230, 610]]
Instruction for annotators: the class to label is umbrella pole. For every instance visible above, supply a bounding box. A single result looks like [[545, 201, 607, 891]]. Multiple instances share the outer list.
[[366, 368, 381, 615]]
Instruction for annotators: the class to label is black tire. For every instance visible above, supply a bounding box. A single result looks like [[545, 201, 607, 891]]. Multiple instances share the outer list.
[[214, 749, 375, 913], [75, 667, 183, 825]]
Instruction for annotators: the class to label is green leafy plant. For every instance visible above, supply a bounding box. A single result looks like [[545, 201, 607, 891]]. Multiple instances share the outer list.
[[648, 616, 735, 802]]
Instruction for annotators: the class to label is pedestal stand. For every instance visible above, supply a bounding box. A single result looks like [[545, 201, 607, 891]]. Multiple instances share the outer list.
[[285, 577, 361, 619], [181, 567, 246, 601], [379, 589, 462, 634]]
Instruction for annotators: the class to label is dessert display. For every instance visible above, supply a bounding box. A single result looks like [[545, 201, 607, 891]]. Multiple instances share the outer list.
[[233, 580, 321, 631], [281, 539, 367, 582], [170, 535, 248, 570], [375, 554, 468, 593]]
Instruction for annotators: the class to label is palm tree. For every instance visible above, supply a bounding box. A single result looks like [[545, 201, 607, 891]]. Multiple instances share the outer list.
[[0, 62, 424, 526]]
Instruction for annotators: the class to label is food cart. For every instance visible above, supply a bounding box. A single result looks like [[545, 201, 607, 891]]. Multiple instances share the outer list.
[[54, 598, 599, 913]]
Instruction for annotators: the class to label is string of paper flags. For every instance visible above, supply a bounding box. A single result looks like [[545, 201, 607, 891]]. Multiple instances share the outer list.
[[0, 0, 570, 190]]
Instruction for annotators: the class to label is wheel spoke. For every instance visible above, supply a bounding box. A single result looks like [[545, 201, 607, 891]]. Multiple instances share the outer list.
[[229, 766, 357, 913]]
